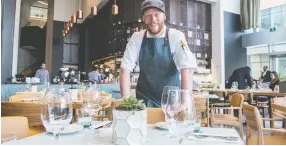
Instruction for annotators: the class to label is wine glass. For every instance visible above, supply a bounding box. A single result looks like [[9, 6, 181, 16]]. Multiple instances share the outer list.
[[167, 89, 198, 144], [81, 85, 103, 135], [161, 86, 179, 123], [40, 87, 73, 143], [274, 85, 279, 93]]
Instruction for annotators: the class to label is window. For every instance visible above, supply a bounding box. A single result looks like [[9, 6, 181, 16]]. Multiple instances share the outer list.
[[260, 3, 286, 30], [248, 54, 269, 79]]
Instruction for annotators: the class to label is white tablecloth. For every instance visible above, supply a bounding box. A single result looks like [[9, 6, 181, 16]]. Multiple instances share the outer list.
[[4, 125, 244, 145]]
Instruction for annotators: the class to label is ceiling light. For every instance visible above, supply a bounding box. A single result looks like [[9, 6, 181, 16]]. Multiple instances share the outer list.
[[37, 1, 48, 6]]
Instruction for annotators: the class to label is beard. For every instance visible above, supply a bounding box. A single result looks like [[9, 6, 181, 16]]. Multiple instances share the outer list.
[[146, 21, 164, 36]]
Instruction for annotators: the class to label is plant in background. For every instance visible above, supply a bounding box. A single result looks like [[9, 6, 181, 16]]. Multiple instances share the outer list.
[[116, 95, 146, 114]]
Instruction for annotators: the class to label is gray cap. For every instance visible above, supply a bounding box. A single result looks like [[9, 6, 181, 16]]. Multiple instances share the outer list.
[[141, 0, 165, 14]]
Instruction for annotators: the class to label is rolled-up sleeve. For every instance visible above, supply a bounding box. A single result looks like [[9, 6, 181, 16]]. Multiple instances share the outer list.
[[120, 32, 140, 72], [173, 31, 198, 71]]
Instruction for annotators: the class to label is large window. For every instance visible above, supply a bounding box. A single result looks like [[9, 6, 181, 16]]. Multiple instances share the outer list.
[[261, 4, 286, 30], [248, 54, 269, 80]]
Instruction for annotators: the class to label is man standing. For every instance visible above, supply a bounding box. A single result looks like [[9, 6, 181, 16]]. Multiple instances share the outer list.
[[120, 0, 197, 107], [260, 65, 271, 83], [35, 63, 49, 83]]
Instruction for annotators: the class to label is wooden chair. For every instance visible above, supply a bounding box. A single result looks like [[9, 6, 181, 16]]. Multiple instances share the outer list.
[[1, 116, 29, 139], [194, 97, 209, 127], [9, 94, 43, 102], [272, 97, 286, 128], [243, 102, 286, 145], [96, 99, 123, 121], [147, 108, 165, 124], [1, 101, 45, 136], [210, 93, 244, 138]]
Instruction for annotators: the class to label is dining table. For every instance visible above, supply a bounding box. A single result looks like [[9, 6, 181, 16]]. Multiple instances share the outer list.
[[3, 125, 244, 145]]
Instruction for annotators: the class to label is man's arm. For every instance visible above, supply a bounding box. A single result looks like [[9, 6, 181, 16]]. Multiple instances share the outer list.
[[181, 68, 194, 90], [120, 68, 131, 98], [35, 70, 39, 78]]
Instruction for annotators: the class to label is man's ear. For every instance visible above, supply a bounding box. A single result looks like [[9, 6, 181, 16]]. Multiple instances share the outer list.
[[164, 14, 166, 20]]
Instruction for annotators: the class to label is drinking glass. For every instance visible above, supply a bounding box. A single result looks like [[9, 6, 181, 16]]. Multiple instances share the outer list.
[[40, 87, 73, 143], [1, 133, 16, 144], [167, 89, 199, 144], [161, 86, 179, 122], [274, 85, 279, 93], [81, 85, 103, 135]]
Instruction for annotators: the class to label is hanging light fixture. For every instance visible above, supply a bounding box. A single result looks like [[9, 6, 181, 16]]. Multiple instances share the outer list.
[[71, 0, 77, 23], [69, 20, 73, 28], [91, 0, 97, 16], [65, 29, 69, 34], [112, 0, 118, 15], [77, 0, 83, 19], [62, 30, 66, 37]]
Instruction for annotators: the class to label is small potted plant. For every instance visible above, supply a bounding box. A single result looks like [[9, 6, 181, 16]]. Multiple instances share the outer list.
[[112, 95, 147, 145]]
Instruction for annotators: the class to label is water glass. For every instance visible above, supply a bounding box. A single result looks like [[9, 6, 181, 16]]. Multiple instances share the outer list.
[[1, 133, 16, 144], [40, 88, 73, 143]]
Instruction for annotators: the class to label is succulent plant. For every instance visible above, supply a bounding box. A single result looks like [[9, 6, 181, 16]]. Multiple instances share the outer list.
[[116, 95, 146, 114]]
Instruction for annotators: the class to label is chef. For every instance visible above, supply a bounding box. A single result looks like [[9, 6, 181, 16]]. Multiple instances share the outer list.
[[120, 0, 197, 107], [35, 62, 49, 83]]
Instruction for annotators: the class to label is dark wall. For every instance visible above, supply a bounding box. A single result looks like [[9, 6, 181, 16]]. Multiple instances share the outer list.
[[224, 11, 246, 80], [1, 0, 16, 83], [51, 21, 64, 79]]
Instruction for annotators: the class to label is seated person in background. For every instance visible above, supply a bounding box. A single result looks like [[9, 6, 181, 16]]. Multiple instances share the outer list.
[[88, 66, 101, 83], [99, 69, 106, 81], [226, 66, 253, 89], [259, 66, 271, 83], [269, 71, 280, 91]]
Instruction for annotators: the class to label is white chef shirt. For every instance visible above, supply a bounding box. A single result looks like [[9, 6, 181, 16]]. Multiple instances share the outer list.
[[121, 25, 197, 72]]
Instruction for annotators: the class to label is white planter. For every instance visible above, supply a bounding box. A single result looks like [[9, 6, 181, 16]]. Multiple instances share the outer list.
[[112, 109, 147, 145]]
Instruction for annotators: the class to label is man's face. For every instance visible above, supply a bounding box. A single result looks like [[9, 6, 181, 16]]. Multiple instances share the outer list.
[[41, 64, 46, 69], [143, 8, 166, 35]]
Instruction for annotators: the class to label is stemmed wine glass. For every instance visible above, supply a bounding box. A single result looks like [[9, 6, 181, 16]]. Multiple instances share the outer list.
[[79, 83, 103, 135], [161, 86, 179, 123], [40, 87, 73, 143], [167, 89, 199, 144]]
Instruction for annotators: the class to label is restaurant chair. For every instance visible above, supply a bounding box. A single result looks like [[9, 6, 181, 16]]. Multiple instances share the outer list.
[[1, 116, 29, 140], [243, 102, 286, 145], [9, 94, 42, 102], [1, 101, 45, 136], [210, 93, 244, 138], [96, 99, 123, 121], [194, 97, 210, 127], [272, 97, 286, 128]]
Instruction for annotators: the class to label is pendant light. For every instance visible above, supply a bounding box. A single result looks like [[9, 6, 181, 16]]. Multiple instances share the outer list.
[[65, 29, 69, 34], [91, 0, 97, 16], [112, 0, 118, 15], [69, 20, 73, 28], [77, 0, 83, 19], [71, 0, 76, 23], [62, 30, 66, 37]]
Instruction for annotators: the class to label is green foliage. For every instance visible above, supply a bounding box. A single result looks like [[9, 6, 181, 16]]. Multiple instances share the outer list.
[[116, 95, 146, 111]]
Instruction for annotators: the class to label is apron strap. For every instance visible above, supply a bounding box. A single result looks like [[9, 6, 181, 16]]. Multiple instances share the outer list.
[[143, 27, 170, 46]]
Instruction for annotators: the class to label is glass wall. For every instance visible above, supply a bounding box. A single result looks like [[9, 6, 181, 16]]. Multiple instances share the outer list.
[[248, 54, 270, 80], [260, 4, 286, 31]]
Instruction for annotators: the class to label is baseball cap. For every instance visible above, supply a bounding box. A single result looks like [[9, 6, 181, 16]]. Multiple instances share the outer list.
[[141, 0, 165, 14]]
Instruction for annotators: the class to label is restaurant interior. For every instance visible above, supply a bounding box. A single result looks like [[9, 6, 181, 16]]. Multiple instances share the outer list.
[[1, 0, 286, 145]]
